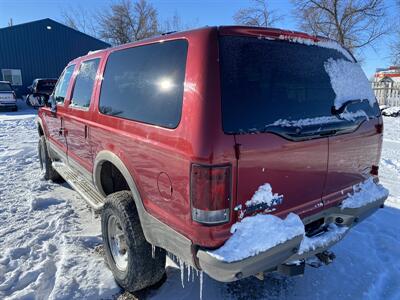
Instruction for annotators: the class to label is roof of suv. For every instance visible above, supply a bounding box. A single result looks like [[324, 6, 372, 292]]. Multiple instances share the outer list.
[[69, 25, 354, 64]]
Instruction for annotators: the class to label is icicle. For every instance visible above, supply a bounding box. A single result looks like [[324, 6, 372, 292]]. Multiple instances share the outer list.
[[187, 264, 191, 282], [179, 258, 185, 288], [199, 271, 204, 300], [192, 267, 195, 282], [151, 245, 155, 259]]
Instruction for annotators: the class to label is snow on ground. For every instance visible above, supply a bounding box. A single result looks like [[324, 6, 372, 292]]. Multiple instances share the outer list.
[[0, 101, 119, 300], [0, 100, 399, 300]]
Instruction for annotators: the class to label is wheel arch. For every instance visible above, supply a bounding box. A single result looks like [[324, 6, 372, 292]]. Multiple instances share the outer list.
[[94, 150, 142, 204], [36, 117, 45, 137], [93, 150, 195, 267]]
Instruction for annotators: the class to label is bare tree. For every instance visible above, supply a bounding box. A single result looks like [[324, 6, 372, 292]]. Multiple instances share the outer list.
[[96, 0, 159, 45], [292, 0, 387, 52], [233, 0, 284, 27], [62, 6, 98, 37], [161, 11, 197, 33], [392, 0, 400, 64]]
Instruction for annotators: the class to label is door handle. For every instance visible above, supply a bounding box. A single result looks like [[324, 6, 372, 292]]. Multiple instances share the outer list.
[[59, 127, 67, 136], [84, 125, 89, 139]]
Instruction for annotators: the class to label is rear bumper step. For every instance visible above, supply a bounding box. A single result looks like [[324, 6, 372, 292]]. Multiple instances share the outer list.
[[197, 194, 387, 282]]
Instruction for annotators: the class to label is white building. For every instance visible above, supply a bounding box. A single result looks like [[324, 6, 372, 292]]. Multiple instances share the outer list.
[[372, 66, 400, 107]]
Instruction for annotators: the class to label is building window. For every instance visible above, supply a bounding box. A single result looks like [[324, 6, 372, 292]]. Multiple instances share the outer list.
[[1, 69, 22, 86]]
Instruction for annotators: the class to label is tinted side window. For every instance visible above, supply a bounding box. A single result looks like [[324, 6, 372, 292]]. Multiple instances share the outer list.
[[71, 59, 100, 108], [99, 40, 188, 128], [53, 65, 75, 104]]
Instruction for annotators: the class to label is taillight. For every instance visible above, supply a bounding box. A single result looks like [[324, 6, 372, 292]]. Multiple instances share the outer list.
[[190, 164, 231, 225], [12, 92, 16, 100], [371, 165, 379, 176]]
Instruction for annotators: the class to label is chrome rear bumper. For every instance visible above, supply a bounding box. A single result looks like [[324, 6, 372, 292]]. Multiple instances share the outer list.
[[197, 194, 387, 282]]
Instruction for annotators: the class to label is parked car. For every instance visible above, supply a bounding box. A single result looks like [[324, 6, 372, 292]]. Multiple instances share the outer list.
[[0, 81, 17, 111], [26, 78, 57, 107], [381, 106, 400, 117], [36, 26, 388, 293]]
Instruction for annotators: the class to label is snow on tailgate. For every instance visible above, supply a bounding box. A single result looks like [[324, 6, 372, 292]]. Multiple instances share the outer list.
[[341, 177, 389, 209], [207, 213, 304, 263], [299, 224, 348, 255]]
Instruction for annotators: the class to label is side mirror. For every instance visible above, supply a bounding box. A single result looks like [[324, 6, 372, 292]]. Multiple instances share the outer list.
[[45, 95, 52, 108], [50, 96, 57, 115]]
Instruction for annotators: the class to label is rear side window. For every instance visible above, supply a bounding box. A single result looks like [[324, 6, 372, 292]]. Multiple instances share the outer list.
[[219, 36, 378, 134], [71, 59, 100, 108], [53, 65, 75, 104], [37, 80, 57, 92], [99, 40, 188, 128]]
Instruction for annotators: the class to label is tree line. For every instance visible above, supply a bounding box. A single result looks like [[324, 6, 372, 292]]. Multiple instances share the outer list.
[[63, 0, 400, 64]]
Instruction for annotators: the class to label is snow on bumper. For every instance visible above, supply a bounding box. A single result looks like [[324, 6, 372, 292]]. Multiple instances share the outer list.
[[197, 178, 388, 282]]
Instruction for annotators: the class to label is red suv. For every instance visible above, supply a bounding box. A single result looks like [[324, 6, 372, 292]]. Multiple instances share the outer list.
[[37, 26, 388, 292]]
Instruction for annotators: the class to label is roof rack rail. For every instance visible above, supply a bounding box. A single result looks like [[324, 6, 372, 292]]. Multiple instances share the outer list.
[[161, 31, 177, 36]]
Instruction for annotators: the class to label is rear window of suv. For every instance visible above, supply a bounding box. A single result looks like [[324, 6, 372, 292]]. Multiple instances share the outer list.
[[219, 35, 379, 134], [99, 39, 188, 129]]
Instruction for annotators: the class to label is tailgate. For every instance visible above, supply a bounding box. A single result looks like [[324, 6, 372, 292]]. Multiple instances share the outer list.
[[235, 134, 328, 219], [323, 118, 383, 207]]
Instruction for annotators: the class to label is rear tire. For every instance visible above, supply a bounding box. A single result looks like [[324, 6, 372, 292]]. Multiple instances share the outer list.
[[101, 191, 166, 292], [38, 136, 61, 182]]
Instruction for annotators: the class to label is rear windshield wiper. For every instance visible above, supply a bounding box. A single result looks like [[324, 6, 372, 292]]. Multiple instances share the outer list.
[[331, 99, 367, 115]]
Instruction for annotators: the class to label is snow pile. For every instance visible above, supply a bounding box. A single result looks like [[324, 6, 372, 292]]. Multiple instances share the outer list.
[[324, 58, 376, 109], [278, 34, 354, 62], [341, 177, 389, 209], [208, 213, 304, 263], [382, 106, 400, 116], [30, 197, 65, 211], [298, 224, 348, 255], [245, 183, 282, 207]]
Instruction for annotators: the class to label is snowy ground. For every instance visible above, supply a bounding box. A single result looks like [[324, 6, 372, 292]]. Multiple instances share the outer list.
[[0, 100, 399, 300]]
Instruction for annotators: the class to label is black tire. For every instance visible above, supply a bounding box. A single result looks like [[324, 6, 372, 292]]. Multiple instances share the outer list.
[[101, 191, 166, 292], [26, 95, 32, 106], [38, 136, 61, 182]]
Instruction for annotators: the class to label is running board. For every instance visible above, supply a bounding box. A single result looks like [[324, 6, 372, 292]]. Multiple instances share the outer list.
[[52, 162, 105, 210]]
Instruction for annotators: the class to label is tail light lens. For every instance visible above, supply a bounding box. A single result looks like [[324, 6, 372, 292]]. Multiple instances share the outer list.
[[190, 164, 231, 224], [371, 165, 379, 176]]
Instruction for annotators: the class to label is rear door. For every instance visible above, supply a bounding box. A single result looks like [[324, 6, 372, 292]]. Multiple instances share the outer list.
[[323, 101, 382, 207], [43, 65, 75, 158], [64, 58, 101, 176], [218, 35, 365, 219]]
